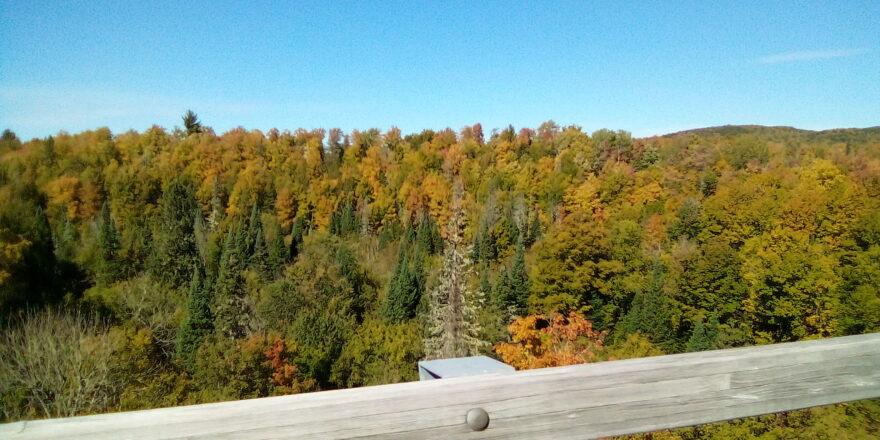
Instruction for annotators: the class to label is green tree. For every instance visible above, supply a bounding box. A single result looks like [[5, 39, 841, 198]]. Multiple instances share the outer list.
[[496, 240, 530, 318], [181, 110, 202, 135], [151, 178, 199, 289], [620, 260, 674, 349], [669, 198, 702, 241], [213, 219, 251, 339], [266, 217, 288, 278], [178, 266, 214, 373], [96, 201, 122, 286], [381, 244, 424, 323], [685, 316, 719, 352]]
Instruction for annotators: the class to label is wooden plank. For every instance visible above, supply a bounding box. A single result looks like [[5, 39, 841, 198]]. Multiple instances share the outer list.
[[2, 333, 879, 439]]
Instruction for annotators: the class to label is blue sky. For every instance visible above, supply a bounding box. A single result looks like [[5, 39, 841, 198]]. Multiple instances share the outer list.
[[1, 0, 878, 140]]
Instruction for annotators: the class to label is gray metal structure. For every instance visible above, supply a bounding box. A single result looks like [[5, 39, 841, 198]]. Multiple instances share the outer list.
[[418, 356, 515, 380]]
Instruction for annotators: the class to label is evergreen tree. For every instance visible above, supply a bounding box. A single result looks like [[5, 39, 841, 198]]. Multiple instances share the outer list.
[[339, 200, 358, 236], [382, 245, 424, 323], [178, 265, 214, 373], [289, 216, 306, 261], [151, 178, 199, 288], [497, 241, 530, 318], [415, 213, 442, 255], [669, 198, 703, 241], [267, 218, 288, 277], [424, 191, 487, 359], [214, 219, 252, 338], [96, 201, 121, 285], [620, 259, 674, 348], [182, 109, 202, 135], [251, 223, 271, 282], [686, 317, 719, 352], [246, 203, 262, 255]]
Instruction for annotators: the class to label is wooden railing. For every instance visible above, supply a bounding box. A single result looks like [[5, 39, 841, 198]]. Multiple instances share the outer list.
[[2, 333, 879, 439]]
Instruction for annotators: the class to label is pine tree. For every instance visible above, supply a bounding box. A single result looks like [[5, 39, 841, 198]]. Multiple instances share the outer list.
[[382, 244, 424, 323], [151, 178, 199, 288], [182, 109, 202, 135], [96, 201, 121, 285], [415, 213, 442, 255], [669, 198, 702, 240], [214, 219, 251, 338], [289, 216, 305, 261], [339, 199, 358, 236], [497, 240, 529, 318], [620, 259, 674, 348], [178, 265, 213, 372], [424, 191, 487, 359], [267, 218, 288, 277], [686, 316, 719, 352], [251, 223, 271, 282]]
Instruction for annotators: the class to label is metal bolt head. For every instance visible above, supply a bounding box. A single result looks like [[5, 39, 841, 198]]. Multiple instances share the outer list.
[[466, 407, 490, 431]]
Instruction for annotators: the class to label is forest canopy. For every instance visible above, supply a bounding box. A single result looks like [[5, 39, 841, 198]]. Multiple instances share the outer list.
[[0, 121, 879, 438]]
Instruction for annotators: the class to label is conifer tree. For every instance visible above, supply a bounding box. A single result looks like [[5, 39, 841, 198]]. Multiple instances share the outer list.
[[497, 240, 530, 318], [415, 213, 442, 255], [251, 223, 271, 282], [289, 216, 305, 261], [335, 199, 358, 236], [620, 259, 674, 348], [182, 109, 202, 135], [214, 219, 251, 338], [96, 201, 121, 285], [381, 244, 424, 323], [424, 190, 487, 359], [267, 218, 288, 277], [151, 178, 199, 288], [178, 265, 213, 372], [686, 317, 719, 352]]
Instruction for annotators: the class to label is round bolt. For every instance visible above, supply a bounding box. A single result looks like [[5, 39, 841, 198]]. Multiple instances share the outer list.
[[466, 407, 490, 431]]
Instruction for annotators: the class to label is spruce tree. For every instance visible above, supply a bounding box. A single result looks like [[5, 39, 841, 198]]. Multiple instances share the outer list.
[[686, 316, 719, 352], [267, 218, 288, 277], [214, 219, 251, 338], [620, 259, 674, 348], [178, 265, 213, 372], [424, 192, 487, 359], [151, 178, 199, 288], [497, 240, 529, 317], [96, 201, 121, 285], [251, 223, 271, 282], [339, 199, 358, 236], [381, 244, 424, 323], [415, 213, 442, 255], [289, 216, 305, 261]]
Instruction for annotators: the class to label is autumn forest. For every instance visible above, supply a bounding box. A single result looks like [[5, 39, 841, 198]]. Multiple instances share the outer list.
[[1, 119, 879, 438]]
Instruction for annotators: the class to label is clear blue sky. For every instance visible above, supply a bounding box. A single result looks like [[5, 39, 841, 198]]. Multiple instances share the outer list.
[[1, 0, 878, 140]]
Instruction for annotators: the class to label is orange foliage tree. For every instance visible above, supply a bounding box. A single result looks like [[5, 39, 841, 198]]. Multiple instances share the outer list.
[[494, 312, 609, 369]]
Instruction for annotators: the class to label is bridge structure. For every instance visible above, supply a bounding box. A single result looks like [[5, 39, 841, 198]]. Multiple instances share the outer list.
[[2, 332, 879, 439]]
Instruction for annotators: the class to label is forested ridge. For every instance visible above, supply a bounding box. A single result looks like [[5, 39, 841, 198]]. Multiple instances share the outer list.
[[1, 119, 879, 438]]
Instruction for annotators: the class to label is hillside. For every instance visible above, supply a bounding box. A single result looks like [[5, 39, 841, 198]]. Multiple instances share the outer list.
[[1, 121, 879, 438]]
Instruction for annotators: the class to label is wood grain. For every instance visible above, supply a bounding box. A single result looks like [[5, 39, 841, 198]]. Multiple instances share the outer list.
[[2, 333, 878, 439]]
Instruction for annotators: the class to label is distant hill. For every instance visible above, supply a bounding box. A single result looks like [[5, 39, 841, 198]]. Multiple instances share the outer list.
[[660, 125, 880, 144]]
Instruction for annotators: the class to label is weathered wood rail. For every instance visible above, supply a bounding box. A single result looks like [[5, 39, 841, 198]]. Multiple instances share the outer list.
[[2, 333, 879, 439]]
